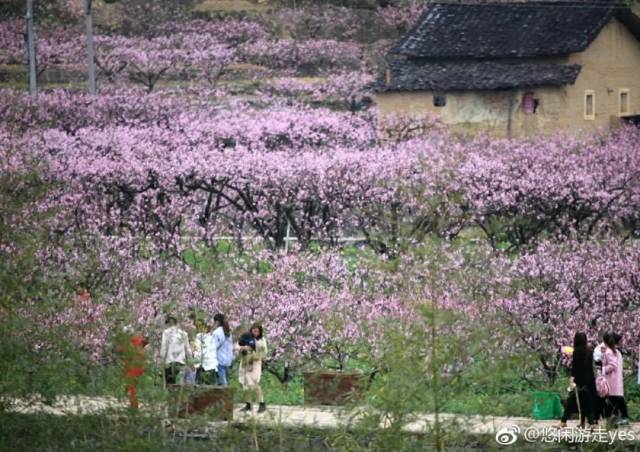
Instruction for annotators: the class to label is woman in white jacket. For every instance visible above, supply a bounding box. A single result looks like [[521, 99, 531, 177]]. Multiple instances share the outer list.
[[193, 319, 218, 385]]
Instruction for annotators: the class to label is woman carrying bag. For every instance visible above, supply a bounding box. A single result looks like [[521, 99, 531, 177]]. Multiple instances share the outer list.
[[560, 332, 598, 428], [237, 323, 268, 414]]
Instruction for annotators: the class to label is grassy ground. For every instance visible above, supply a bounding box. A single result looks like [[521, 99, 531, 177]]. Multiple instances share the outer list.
[[0, 412, 337, 452], [1, 412, 587, 452]]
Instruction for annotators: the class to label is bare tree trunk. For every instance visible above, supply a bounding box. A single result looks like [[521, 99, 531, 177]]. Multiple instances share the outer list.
[[25, 0, 36, 94], [430, 295, 444, 452], [85, 0, 97, 92]]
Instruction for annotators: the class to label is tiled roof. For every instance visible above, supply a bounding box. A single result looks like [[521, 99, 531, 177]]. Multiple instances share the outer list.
[[616, 7, 640, 42], [373, 59, 582, 92], [391, 2, 632, 58]]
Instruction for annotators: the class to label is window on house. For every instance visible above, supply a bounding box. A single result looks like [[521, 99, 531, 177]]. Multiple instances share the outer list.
[[619, 89, 629, 115], [433, 94, 446, 107], [522, 92, 539, 114], [584, 91, 595, 120]]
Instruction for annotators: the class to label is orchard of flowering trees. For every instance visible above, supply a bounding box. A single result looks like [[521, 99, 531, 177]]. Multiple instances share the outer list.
[[1, 0, 639, 398], [3, 84, 640, 385]]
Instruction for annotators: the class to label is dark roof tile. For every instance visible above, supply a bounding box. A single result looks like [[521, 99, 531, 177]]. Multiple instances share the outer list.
[[374, 59, 582, 91], [391, 2, 632, 58]]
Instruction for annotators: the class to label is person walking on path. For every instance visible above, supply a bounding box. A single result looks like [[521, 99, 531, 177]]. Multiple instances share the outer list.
[[193, 318, 218, 385], [212, 313, 233, 387], [560, 332, 597, 428], [118, 326, 148, 410], [160, 316, 192, 386], [238, 323, 268, 414], [592, 332, 610, 422], [603, 333, 630, 426]]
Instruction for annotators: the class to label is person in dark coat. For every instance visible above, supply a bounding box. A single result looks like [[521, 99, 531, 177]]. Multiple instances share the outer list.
[[238, 331, 256, 353], [560, 332, 598, 428]]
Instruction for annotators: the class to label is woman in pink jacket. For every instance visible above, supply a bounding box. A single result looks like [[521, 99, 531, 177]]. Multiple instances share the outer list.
[[602, 333, 630, 426]]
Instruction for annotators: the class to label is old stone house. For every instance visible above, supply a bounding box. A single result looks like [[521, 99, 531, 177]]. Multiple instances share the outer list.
[[373, 2, 640, 137]]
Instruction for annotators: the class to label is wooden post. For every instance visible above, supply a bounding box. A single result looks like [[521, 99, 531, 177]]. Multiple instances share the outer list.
[[25, 0, 37, 94], [284, 220, 291, 253], [507, 91, 515, 139], [85, 0, 97, 92], [431, 294, 444, 452]]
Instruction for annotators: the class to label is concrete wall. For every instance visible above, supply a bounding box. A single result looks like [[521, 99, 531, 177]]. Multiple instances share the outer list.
[[374, 18, 640, 137]]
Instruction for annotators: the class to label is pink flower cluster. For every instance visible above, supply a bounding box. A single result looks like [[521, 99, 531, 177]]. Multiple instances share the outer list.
[[0, 88, 188, 134], [266, 71, 375, 105], [0, 20, 85, 72], [94, 33, 236, 91], [376, 0, 426, 32], [274, 6, 361, 40], [462, 128, 640, 248], [158, 19, 269, 45], [241, 39, 364, 75]]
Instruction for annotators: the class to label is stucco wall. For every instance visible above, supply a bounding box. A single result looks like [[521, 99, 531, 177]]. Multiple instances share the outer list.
[[563, 17, 640, 133], [374, 18, 640, 137], [374, 87, 565, 138]]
